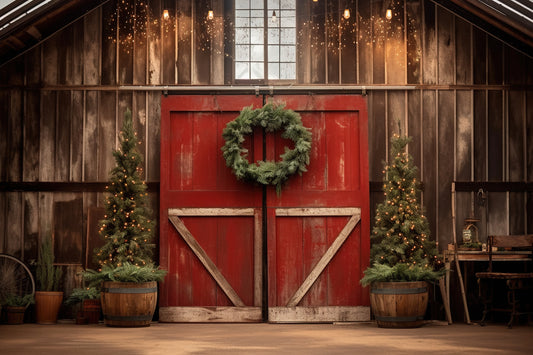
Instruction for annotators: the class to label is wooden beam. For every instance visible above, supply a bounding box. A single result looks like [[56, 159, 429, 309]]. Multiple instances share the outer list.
[[454, 181, 533, 192], [159, 306, 262, 323], [0, 181, 159, 192], [268, 306, 370, 323], [168, 215, 246, 307], [285, 212, 361, 307], [275, 207, 360, 216], [168, 207, 255, 216]]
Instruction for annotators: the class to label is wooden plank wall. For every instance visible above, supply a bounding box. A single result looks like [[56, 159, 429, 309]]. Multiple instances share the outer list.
[[0, 0, 532, 299]]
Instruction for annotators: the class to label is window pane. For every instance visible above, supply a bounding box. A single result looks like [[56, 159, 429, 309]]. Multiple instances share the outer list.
[[281, 10, 295, 27], [250, 10, 263, 17], [235, 28, 249, 44], [268, 63, 279, 80], [268, 28, 279, 44], [235, 45, 250, 61], [235, 0, 249, 10], [235, 62, 250, 79], [280, 63, 295, 79], [250, 28, 264, 44], [280, 28, 295, 44], [268, 0, 279, 10], [251, 63, 264, 79], [235, 17, 249, 27], [250, 17, 263, 28], [281, 0, 293, 10], [268, 45, 279, 61], [235, 10, 249, 18], [250, 1, 263, 9], [251, 45, 263, 61], [279, 45, 294, 62]]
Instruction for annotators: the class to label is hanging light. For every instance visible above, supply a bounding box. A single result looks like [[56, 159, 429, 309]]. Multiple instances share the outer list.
[[163, 9, 169, 20], [313, 0, 318, 2], [343, 8, 350, 19], [386, 8, 392, 20], [272, 10, 276, 23], [207, 10, 214, 20]]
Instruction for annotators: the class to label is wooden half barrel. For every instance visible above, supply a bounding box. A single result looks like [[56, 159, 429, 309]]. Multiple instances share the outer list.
[[101, 281, 158, 327], [370, 281, 429, 328], [82, 299, 102, 324]]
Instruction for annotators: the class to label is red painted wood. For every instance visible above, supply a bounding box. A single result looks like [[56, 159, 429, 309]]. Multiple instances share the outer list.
[[160, 94, 370, 315], [267, 95, 370, 308], [160, 95, 263, 308]]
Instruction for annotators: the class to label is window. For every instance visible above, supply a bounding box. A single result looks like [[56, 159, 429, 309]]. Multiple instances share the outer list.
[[234, 0, 296, 81]]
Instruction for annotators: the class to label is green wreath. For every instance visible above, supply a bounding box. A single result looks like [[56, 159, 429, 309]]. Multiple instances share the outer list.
[[221, 103, 312, 195]]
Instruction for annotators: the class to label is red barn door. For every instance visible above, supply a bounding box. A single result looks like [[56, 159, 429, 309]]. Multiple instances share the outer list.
[[159, 94, 369, 323], [265, 95, 370, 322], [159, 95, 264, 322]]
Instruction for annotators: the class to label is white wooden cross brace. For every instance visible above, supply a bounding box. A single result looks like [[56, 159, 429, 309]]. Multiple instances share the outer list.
[[278, 207, 362, 308]]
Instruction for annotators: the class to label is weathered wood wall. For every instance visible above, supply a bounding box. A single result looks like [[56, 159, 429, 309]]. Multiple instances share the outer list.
[[0, 0, 532, 306]]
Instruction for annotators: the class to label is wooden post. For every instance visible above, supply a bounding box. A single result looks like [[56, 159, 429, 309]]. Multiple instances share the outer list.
[[452, 182, 471, 324]]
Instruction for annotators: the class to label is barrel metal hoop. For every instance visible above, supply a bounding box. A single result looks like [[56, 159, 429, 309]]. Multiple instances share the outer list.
[[104, 315, 153, 321], [371, 287, 427, 295], [103, 287, 158, 294], [374, 315, 425, 322]]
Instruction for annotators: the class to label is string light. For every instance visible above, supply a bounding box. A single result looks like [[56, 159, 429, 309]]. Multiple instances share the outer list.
[[343, 8, 350, 20]]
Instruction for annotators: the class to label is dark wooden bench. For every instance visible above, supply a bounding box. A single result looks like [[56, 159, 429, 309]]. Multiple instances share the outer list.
[[476, 235, 533, 328]]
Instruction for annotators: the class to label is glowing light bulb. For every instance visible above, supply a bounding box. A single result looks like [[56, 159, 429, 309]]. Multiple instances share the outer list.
[[386, 9, 392, 20], [343, 8, 350, 19], [207, 10, 214, 20]]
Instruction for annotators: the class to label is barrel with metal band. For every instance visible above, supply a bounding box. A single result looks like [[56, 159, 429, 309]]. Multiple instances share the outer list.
[[100, 281, 158, 327], [370, 281, 429, 328]]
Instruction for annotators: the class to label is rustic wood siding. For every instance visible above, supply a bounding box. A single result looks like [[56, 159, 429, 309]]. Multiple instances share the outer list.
[[0, 0, 532, 298]]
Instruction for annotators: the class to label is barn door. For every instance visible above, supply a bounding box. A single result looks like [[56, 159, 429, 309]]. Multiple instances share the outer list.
[[159, 94, 370, 323], [159, 95, 264, 322], [266, 95, 370, 322]]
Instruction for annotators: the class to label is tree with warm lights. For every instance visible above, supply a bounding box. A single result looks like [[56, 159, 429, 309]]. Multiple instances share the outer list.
[[95, 108, 155, 270], [361, 132, 443, 286]]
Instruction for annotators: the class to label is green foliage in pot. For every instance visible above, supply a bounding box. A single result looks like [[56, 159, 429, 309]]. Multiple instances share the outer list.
[[36, 235, 63, 291], [83, 262, 166, 286], [65, 287, 100, 305], [361, 133, 444, 287], [2, 293, 35, 308]]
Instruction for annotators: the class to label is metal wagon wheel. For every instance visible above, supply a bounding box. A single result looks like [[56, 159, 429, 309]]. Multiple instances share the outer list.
[[0, 254, 35, 303]]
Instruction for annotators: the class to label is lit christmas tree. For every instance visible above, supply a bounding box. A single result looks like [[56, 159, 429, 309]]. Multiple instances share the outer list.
[[361, 133, 443, 285], [95, 108, 155, 270]]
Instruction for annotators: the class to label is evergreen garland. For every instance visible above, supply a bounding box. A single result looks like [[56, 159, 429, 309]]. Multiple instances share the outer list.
[[95, 108, 156, 270], [221, 103, 312, 195], [361, 133, 444, 286]]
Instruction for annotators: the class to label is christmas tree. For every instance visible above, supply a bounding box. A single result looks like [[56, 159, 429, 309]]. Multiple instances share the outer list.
[[361, 133, 443, 286], [95, 108, 155, 270]]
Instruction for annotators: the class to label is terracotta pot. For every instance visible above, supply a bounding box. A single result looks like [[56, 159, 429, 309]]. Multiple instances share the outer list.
[[35, 291, 64, 324], [101, 281, 157, 327], [6, 306, 26, 324], [370, 281, 429, 328]]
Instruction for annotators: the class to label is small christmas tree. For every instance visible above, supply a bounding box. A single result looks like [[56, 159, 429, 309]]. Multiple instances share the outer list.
[[361, 132, 443, 285], [95, 108, 155, 269]]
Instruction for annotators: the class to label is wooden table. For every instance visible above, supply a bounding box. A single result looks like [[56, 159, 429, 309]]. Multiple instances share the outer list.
[[443, 250, 532, 323]]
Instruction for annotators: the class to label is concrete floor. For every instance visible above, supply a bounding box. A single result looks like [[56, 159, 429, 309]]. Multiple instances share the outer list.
[[0, 321, 532, 354]]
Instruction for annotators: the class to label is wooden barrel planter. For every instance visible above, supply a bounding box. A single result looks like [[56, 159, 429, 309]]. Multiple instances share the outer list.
[[82, 299, 102, 324], [101, 281, 157, 327], [6, 306, 26, 324], [370, 281, 429, 328]]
